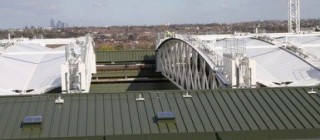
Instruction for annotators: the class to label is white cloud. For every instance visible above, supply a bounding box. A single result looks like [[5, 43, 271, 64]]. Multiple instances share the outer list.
[[93, 0, 106, 7]]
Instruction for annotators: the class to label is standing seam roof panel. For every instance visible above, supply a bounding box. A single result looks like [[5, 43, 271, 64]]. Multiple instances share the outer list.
[[67, 95, 80, 137], [280, 89, 318, 128], [166, 92, 187, 133], [228, 90, 261, 130], [289, 89, 320, 124], [137, 93, 152, 134], [258, 90, 294, 129], [253, 90, 285, 129], [266, 89, 304, 129], [39, 96, 53, 138], [27, 96, 42, 139], [238, 90, 269, 130], [78, 95, 88, 136], [94, 94, 105, 136], [0, 87, 320, 139], [245, 90, 277, 130], [174, 92, 196, 133], [221, 90, 250, 131], [214, 91, 241, 131], [158, 92, 179, 133], [127, 94, 142, 134], [87, 95, 96, 136], [58, 96, 72, 137], [20, 97, 33, 138], [0, 98, 16, 139], [295, 88, 320, 115], [182, 92, 206, 132], [120, 94, 132, 135], [49, 96, 63, 138], [103, 94, 114, 135], [111, 94, 122, 135], [2, 97, 23, 139], [199, 91, 224, 132], [34, 96, 48, 138], [205, 91, 232, 131], [192, 92, 214, 132], [150, 92, 167, 134], [305, 88, 320, 107]]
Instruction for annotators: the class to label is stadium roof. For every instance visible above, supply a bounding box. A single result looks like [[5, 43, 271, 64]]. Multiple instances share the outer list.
[[0, 38, 84, 96], [0, 87, 319, 139], [0, 43, 65, 95], [197, 33, 320, 87]]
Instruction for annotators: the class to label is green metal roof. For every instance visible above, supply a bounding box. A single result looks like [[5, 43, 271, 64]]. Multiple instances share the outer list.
[[93, 69, 162, 78], [95, 50, 156, 63], [89, 82, 179, 93], [0, 87, 320, 139]]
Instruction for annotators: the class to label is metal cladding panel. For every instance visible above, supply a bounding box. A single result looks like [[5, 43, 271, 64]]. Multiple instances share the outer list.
[[94, 94, 105, 136], [143, 92, 159, 134], [217, 129, 320, 140], [87, 95, 96, 136], [0, 87, 319, 139], [59, 96, 72, 137]]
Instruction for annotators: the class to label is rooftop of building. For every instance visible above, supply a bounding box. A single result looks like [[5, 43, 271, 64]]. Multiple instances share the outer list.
[[1, 38, 320, 139], [169, 33, 320, 87], [0, 87, 319, 140]]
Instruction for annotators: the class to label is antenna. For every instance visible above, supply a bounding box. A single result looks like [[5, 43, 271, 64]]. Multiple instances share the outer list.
[[288, 0, 300, 33]]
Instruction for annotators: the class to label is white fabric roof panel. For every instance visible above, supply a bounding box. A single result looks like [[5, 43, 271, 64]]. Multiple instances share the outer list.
[[304, 46, 320, 58], [0, 43, 67, 95], [247, 48, 320, 85], [213, 37, 320, 87], [278, 35, 320, 45], [26, 53, 65, 90]]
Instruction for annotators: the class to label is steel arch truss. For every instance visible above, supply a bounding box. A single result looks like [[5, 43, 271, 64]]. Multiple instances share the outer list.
[[157, 39, 218, 90]]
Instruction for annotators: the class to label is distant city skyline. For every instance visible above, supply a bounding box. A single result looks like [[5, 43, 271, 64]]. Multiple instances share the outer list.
[[0, 0, 319, 29], [50, 19, 69, 29]]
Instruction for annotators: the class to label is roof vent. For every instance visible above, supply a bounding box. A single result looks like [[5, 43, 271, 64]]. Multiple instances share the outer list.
[[55, 95, 64, 104], [308, 87, 317, 94], [183, 91, 192, 98], [136, 94, 145, 101], [156, 111, 175, 124]]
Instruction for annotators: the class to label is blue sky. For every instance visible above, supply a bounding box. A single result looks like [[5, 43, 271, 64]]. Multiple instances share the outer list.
[[0, 0, 319, 29]]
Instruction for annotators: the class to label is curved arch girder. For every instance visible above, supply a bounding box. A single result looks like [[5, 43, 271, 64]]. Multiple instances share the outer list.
[[157, 39, 219, 90]]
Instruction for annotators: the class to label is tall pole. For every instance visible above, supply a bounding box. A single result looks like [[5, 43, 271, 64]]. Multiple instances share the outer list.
[[288, 0, 300, 33]]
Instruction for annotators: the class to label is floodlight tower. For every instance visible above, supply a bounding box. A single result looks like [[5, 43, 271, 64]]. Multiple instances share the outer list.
[[288, 0, 300, 33]]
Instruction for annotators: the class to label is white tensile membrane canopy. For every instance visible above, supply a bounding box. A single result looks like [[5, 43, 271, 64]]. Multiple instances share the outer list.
[[0, 42, 77, 95], [198, 34, 320, 87]]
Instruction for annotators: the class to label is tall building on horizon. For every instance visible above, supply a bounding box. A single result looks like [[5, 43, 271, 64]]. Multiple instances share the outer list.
[[51, 19, 68, 29], [50, 19, 55, 28], [57, 20, 63, 28]]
